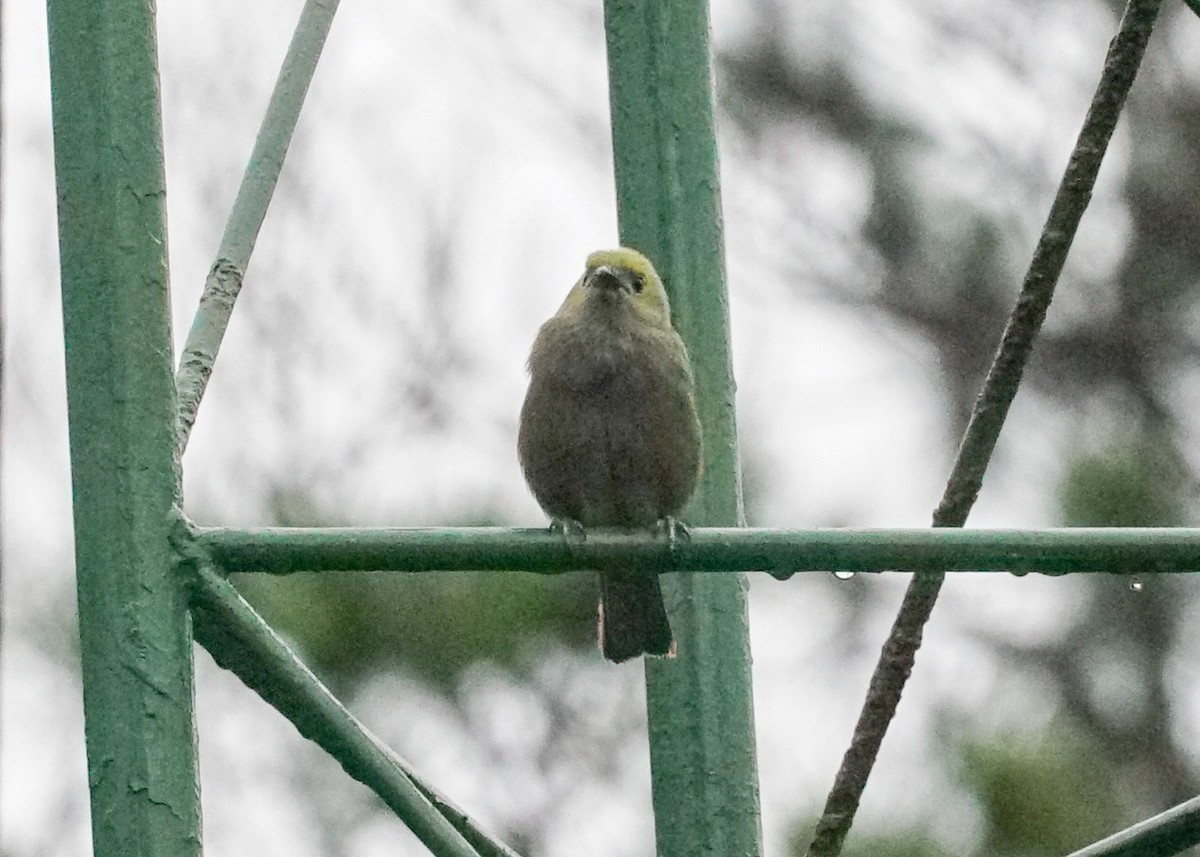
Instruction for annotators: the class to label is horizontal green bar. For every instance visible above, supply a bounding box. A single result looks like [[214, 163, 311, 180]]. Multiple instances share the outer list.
[[191, 526, 1200, 576], [1065, 795, 1200, 857]]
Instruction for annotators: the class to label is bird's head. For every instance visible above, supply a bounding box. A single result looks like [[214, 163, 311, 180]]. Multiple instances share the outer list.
[[563, 247, 672, 329]]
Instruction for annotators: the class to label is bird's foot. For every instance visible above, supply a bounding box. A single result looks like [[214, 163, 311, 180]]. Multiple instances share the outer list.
[[657, 516, 691, 560], [550, 517, 587, 546]]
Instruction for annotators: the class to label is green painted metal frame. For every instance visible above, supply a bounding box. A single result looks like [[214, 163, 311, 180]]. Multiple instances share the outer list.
[[1065, 796, 1200, 857], [176, 0, 341, 453], [45, 0, 1200, 855], [187, 559, 514, 857], [602, 4, 763, 853], [195, 525, 1200, 576], [47, 0, 202, 854]]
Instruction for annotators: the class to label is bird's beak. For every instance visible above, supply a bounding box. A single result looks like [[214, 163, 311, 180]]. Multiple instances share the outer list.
[[585, 265, 631, 294]]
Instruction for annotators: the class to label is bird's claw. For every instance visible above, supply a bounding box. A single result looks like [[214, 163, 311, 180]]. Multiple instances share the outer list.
[[550, 517, 587, 546], [658, 516, 691, 560]]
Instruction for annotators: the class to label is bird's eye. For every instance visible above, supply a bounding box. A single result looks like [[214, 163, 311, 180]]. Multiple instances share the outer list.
[[631, 274, 645, 293]]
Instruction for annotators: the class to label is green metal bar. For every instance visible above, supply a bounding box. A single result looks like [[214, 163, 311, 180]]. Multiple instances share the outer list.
[[175, 0, 340, 452], [188, 562, 508, 857], [194, 525, 1200, 576], [1064, 796, 1200, 857], [602, 2, 761, 855], [46, 0, 201, 853], [807, 1, 1165, 854]]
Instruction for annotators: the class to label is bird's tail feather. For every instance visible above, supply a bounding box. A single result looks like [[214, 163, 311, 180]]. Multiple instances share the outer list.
[[599, 571, 674, 662]]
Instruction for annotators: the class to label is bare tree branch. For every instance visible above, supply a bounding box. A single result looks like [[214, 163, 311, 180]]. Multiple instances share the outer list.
[[806, 2, 1166, 853]]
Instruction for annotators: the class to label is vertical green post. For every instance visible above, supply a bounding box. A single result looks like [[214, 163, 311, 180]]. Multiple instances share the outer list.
[[47, 1, 202, 855], [603, 3, 763, 856]]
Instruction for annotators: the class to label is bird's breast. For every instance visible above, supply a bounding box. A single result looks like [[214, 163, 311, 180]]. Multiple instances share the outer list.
[[519, 314, 701, 526]]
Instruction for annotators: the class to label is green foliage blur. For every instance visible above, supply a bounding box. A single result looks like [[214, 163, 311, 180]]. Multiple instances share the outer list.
[[232, 488, 597, 689], [957, 726, 1118, 857], [1059, 427, 1189, 528]]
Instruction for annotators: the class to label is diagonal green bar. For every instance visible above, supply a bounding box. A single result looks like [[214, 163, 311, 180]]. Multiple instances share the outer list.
[[602, 2, 762, 855], [47, 0, 202, 853], [194, 525, 1200, 576], [175, 0, 340, 452], [188, 561, 517, 857], [1064, 796, 1200, 857]]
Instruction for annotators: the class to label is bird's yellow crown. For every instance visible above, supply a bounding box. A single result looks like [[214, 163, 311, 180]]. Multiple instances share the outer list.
[[585, 247, 658, 281], [567, 247, 672, 328]]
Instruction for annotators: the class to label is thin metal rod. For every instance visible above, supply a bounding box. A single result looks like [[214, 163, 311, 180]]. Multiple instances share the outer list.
[[47, 0, 201, 851], [806, 1, 1165, 854], [192, 525, 1200, 575], [175, 0, 339, 452], [1064, 795, 1200, 857], [188, 562, 517, 857], [1065, 792, 1200, 854]]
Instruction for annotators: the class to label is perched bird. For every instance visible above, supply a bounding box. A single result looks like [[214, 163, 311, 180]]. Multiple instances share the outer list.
[[518, 247, 703, 662]]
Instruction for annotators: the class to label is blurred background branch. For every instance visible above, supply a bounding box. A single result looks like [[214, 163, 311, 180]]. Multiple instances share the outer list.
[[808, 2, 1165, 854]]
